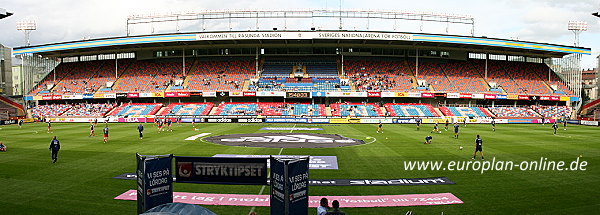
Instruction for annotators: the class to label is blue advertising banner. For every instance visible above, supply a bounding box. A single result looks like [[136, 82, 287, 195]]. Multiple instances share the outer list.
[[174, 156, 267, 185], [83, 94, 94, 99], [137, 154, 173, 214]]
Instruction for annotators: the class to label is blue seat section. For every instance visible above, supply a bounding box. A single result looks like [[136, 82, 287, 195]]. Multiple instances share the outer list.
[[447, 107, 487, 117], [117, 105, 158, 116], [168, 104, 208, 115], [219, 104, 259, 115], [390, 105, 435, 117], [281, 104, 321, 116], [338, 105, 379, 116]]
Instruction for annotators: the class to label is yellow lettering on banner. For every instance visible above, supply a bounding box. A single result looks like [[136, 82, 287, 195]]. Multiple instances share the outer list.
[[330, 118, 349, 124], [153, 92, 164, 97], [396, 92, 408, 97], [93, 93, 104, 98], [507, 95, 519, 100], [559, 96, 569, 101]]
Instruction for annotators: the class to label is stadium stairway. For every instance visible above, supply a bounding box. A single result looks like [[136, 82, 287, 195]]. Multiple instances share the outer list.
[[208, 106, 219, 115], [581, 98, 600, 115], [0, 96, 25, 116]]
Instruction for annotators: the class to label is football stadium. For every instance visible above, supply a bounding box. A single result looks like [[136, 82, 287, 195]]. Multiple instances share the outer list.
[[1, 5, 600, 215]]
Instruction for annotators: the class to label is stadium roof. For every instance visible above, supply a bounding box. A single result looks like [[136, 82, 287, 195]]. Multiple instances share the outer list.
[[13, 30, 592, 58], [0, 8, 13, 19]]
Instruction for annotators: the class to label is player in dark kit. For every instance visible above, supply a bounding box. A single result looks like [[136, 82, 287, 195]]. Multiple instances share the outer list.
[[552, 122, 558, 135], [416, 118, 421, 131], [47, 121, 52, 133], [491, 119, 496, 132], [49, 136, 60, 163], [472, 135, 484, 160], [431, 123, 439, 133], [444, 119, 449, 131], [424, 136, 433, 144], [103, 126, 109, 143], [563, 116, 567, 130], [166, 118, 173, 131], [376, 122, 383, 133], [157, 119, 164, 133], [18, 119, 24, 128], [454, 123, 460, 139], [89, 123, 95, 137], [137, 123, 144, 139]]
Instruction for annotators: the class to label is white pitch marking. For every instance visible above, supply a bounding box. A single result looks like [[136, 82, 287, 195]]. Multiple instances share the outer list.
[[184, 133, 211, 141]]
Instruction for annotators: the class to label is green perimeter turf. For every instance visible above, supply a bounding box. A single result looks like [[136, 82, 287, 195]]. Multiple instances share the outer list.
[[0, 122, 599, 214]]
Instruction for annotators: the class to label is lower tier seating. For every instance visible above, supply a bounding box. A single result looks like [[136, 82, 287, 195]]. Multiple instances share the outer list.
[[384, 103, 439, 117]]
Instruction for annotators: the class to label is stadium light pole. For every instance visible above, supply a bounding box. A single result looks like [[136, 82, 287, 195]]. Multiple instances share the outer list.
[[567, 21, 587, 47], [16, 20, 36, 46]]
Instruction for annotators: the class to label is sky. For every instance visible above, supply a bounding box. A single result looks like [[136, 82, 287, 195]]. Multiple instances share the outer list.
[[0, 0, 599, 68]]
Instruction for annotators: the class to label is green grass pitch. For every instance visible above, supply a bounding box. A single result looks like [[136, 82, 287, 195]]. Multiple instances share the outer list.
[[0, 122, 599, 214]]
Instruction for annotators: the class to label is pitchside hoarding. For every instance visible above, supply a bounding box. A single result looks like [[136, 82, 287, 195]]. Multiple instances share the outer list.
[[175, 156, 268, 185], [136, 154, 173, 214]]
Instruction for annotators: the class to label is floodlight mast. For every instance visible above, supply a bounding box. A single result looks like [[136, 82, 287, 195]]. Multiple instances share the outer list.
[[16, 20, 36, 46], [567, 21, 587, 47]]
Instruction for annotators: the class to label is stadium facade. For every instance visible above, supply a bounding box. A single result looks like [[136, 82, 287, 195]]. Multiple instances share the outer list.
[[10, 10, 595, 121]]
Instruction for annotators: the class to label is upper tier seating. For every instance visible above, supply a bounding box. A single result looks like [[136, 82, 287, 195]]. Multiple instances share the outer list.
[[345, 59, 414, 91], [531, 105, 572, 118], [384, 103, 439, 117], [306, 63, 338, 77], [112, 61, 188, 92], [214, 102, 326, 116], [109, 103, 162, 116], [158, 103, 214, 116], [330, 103, 383, 117], [408, 61, 455, 92], [186, 60, 253, 91], [439, 106, 493, 117], [31, 104, 72, 117], [487, 107, 540, 118], [61, 103, 116, 117], [439, 61, 490, 93]]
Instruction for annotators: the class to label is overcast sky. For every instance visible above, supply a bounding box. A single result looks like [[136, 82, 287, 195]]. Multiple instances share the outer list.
[[1, 0, 599, 68]]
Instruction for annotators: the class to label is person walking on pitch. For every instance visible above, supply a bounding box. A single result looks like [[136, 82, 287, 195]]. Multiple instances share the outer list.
[[49, 136, 60, 163]]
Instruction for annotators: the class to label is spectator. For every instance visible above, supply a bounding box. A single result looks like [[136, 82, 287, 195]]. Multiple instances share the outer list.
[[325, 200, 345, 215], [317, 198, 329, 215], [0, 142, 6, 152]]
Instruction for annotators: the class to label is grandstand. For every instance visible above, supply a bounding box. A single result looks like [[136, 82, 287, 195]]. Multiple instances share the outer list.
[[11, 14, 589, 122]]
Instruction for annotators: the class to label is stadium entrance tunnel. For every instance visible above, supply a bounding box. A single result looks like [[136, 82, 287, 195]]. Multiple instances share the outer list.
[[204, 133, 366, 148]]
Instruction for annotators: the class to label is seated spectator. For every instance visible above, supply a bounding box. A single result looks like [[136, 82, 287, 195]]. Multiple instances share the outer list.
[[0, 142, 6, 152], [325, 200, 345, 215]]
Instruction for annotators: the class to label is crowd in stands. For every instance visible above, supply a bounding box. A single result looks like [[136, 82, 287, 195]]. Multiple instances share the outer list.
[[31, 104, 72, 118], [109, 103, 163, 116], [438, 106, 493, 117], [27, 101, 575, 119], [60, 103, 116, 116], [159, 103, 214, 116], [487, 106, 540, 118], [215, 102, 325, 116], [111, 61, 188, 92], [330, 102, 383, 117], [345, 59, 413, 91], [384, 103, 439, 117], [531, 105, 572, 118], [185, 60, 253, 91]]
